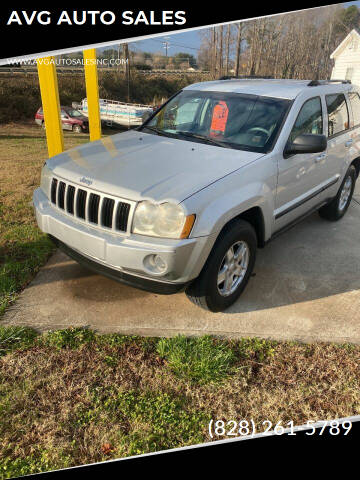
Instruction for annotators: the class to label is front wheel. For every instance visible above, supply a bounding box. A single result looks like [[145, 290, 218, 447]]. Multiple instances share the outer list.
[[319, 165, 356, 221], [73, 124, 82, 133], [185, 219, 257, 312]]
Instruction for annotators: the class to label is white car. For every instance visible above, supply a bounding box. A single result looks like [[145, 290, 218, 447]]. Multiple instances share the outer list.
[[33, 78, 360, 312]]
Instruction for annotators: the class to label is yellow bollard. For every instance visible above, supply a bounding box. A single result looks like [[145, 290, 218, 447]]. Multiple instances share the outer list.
[[83, 49, 102, 141], [37, 57, 64, 158]]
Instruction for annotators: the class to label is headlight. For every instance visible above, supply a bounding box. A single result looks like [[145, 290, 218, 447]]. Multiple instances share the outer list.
[[40, 164, 52, 199], [133, 201, 195, 239]]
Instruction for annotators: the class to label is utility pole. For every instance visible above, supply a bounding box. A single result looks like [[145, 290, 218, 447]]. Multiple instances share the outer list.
[[162, 37, 170, 56]]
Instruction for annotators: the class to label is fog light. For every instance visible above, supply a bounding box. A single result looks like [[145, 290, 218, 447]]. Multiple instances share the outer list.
[[144, 254, 168, 275]]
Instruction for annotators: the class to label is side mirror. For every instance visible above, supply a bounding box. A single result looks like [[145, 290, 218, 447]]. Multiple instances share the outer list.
[[284, 133, 327, 156]]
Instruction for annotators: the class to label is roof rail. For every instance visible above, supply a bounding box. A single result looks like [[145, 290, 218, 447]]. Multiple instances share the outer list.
[[308, 79, 351, 86], [219, 75, 274, 80]]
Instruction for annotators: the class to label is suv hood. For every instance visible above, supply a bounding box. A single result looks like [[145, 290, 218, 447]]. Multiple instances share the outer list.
[[48, 130, 264, 203]]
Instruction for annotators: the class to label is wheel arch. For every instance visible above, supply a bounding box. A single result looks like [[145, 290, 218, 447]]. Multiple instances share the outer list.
[[214, 206, 266, 248], [351, 156, 360, 178]]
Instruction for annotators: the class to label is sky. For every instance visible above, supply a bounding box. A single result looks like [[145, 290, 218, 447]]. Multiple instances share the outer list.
[[130, 30, 201, 56], [121, 2, 360, 58]]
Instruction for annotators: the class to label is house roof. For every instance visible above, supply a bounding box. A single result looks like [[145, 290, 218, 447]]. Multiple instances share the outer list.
[[330, 28, 360, 59]]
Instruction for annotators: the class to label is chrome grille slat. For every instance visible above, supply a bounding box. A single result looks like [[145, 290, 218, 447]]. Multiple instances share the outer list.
[[116, 202, 131, 232], [76, 189, 87, 220], [51, 177, 132, 235], [58, 181, 66, 210], [66, 185, 75, 214], [101, 197, 115, 228], [88, 193, 100, 224], [51, 178, 58, 204]]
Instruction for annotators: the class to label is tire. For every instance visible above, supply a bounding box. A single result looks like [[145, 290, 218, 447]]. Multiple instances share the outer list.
[[185, 219, 257, 312], [319, 165, 356, 221], [42, 121, 45, 129], [73, 124, 82, 133]]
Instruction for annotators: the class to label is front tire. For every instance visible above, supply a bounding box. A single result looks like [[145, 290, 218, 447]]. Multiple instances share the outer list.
[[73, 124, 82, 133], [319, 165, 356, 221], [185, 219, 257, 312]]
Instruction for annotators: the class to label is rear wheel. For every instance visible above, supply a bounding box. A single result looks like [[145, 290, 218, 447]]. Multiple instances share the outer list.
[[319, 165, 356, 221], [185, 219, 257, 312]]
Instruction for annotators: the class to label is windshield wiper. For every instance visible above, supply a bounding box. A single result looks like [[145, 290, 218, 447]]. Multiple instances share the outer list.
[[176, 131, 235, 149], [141, 125, 171, 137]]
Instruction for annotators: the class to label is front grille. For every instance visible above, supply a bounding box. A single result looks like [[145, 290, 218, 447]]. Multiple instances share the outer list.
[[101, 197, 115, 227], [76, 189, 87, 219], [58, 181, 66, 209], [66, 185, 75, 214], [51, 178, 58, 204], [88, 193, 100, 223], [116, 202, 131, 231], [50, 177, 131, 233]]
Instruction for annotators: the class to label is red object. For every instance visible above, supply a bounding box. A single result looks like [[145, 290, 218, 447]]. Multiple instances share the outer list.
[[210, 101, 229, 138], [35, 106, 89, 132]]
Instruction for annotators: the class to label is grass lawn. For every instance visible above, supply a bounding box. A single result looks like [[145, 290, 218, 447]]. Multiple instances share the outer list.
[[1, 327, 360, 478], [1, 122, 360, 478], [0, 122, 109, 315]]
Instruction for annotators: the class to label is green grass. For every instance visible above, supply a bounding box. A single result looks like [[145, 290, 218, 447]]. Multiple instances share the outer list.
[[0, 450, 72, 479], [0, 123, 99, 316], [75, 388, 209, 456], [41, 327, 96, 350], [0, 227, 54, 315], [1, 326, 360, 477], [157, 335, 236, 384], [0, 326, 38, 356]]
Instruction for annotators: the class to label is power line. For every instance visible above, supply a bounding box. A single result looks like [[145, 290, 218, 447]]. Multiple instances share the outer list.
[[162, 37, 170, 56], [150, 38, 199, 51]]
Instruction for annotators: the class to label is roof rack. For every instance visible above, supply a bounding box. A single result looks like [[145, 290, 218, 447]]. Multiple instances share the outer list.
[[308, 79, 351, 86], [219, 75, 274, 80]]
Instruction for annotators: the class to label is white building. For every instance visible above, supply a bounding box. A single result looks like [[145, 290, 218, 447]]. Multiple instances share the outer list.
[[331, 29, 360, 86]]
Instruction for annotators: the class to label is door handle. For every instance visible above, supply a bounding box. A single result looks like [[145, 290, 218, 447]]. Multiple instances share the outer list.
[[345, 139, 353, 148], [315, 153, 326, 163]]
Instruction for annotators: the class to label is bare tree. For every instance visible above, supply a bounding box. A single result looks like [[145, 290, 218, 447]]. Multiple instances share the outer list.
[[234, 24, 243, 76], [225, 25, 231, 75]]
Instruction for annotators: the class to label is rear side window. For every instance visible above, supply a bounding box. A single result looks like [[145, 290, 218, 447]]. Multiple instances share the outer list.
[[326, 94, 349, 137], [348, 92, 360, 127], [289, 97, 323, 143]]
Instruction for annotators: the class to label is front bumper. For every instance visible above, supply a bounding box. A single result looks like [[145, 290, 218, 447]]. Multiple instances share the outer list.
[[51, 236, 187, 294], [33, 188, 212, 293]]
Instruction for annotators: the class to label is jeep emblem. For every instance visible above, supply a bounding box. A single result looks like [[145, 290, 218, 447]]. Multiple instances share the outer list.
[[80, 177, 93, 186]]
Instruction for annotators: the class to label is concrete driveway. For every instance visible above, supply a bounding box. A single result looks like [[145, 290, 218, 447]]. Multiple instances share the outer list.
[[3, 186, 360, 343]]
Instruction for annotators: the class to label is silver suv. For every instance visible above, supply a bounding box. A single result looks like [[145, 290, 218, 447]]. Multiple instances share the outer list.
[[33, 78, 360, 312]]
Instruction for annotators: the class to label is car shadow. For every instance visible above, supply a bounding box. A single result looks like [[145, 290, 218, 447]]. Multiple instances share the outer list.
[[225, 203, 360, 314]]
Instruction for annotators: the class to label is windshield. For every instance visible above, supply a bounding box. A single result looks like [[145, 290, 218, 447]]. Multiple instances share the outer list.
[[142, 90, 290, 153], [66, 109, 83, 118]]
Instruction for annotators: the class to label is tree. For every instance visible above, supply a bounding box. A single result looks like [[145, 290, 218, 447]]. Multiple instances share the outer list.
[[335, 5, 360, 36], [173, 52, 197, 68]]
